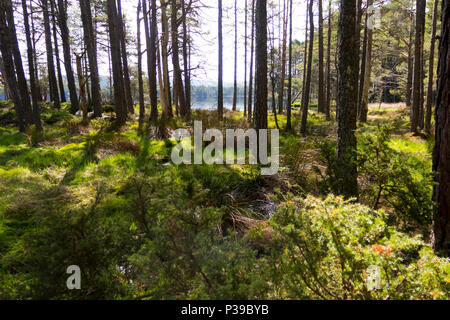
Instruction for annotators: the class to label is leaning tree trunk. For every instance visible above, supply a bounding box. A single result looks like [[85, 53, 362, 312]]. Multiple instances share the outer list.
[[56, 0, 79, 114], [253, 0, 267, 130], [5, 0, 33, 124], [80, 0, 103, 117], [336, 0, 359, 198], [432, 0, 450, 256], [425, 0, 439, 134], [0, 1, 26, 131]]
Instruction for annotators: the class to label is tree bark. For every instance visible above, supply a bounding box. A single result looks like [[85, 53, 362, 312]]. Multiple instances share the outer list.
[[253, 0, 267, 130], [244, 0, 248, 117], [42, 0, 60, 109], [286, 0, 293, 130], [406, 8, 413, 107], [80, 0, 103, 117], [232, 0, 238, 111], [300, 0, 309, 115], [425, 0, 439, 134], [300, 0, 314, 135], [336, 0, 359, 198], [218, 0, 224, 120], [107, 0, 127, 127], [51, 0, 66, 103], [56, 0, 79, 114], [137, 0, 145, 132], [277, 0, 288, 115], [182, 0, 191, 115], [411, 0, 426, 133], [325, 0, 332, 120], [0, 0, 26, 131], [318, 0, 326, 114], [22, 0, 42, 130], [248, 0, 256, 123], [432, 0, 450, 256]]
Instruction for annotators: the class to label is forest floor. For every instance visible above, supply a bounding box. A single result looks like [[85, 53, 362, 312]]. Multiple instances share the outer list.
[[0, 101, 447, 300]]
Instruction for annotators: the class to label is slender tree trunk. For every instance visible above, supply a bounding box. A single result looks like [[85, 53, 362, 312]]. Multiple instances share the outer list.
[[160, 0, 172, 117], [336, 0, 359, 198], [232, 0, 238, 111], [76, 55, 88, 123], [56, 0, 79, 114], [22, 0, 41, 130], [411, 0, 426, 133], [5, 0, 33, 124], [30, 2, 42, 102], [325, 0, 332, 120], [155, 6, 168, 118], [0, 0, 26, 131], [318, 0, 326, 114], [42, 0, 60, 109], [300, 0, 314, 135], [406, 8, 414, 107], [51, 1, 66, 103], [357, 0, 368, 118], [425, 0, 439, 134], [248, 0, 255, 123], [107, 0, 127, 127], [360, 2, 373, 123], [147, 0, 158, 121], [244, 0, 248, 117], [80, 0, 103, 117], [171, 0, 187, 117], [117, 0, 134, 114], [432, 0, 450, 256], [254, 0, 267, 130], [182, 0, 191, 115], [286, 0, 293, 130], [218, 0, 224, 120], [301, 0, 309, 113], [137, 0, 145, 132], [278, 0, 288, 115]]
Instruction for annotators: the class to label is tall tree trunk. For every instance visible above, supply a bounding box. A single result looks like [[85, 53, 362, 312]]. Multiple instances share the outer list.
[[51, 0, 66, 103], [244, 0, 248, 117], [360, 0, 373, 123], [30, 2, 42, 102], [218, 0, 224, 120], [336, 0, 359, 198], [117, 0, 134, 114], [406, 8, 414, 107], [425, 0, 439, 134], [300, 0, 314, 135], [5, 0, 33, 124], [277, 0, 288, 115], [232, 0, 238, 111], [0, 0, 26, 131], [160, 0, 172, 117], [325, 0, 332, 120], [107, 0, 127, 127], [76, 55, 88, 123], [318, 0, 326, 114], [357, 0, 368, 118], [137, 0, 145, 132], [432, 0, 450, 256], [300, 0, 309, 113], [56, 0, 79, 114], [182, 0, 191, 115], [411, 0, 426, 133], [42, 0, 60, 109], [253, 0, 267, 130], [171, 0, 187, 117], [248, 0, 255, 123], [147, 0, 158, 121], [80, 0, 103, 118], [286, 0, 293, 130], [22, 0, 42, 130]]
